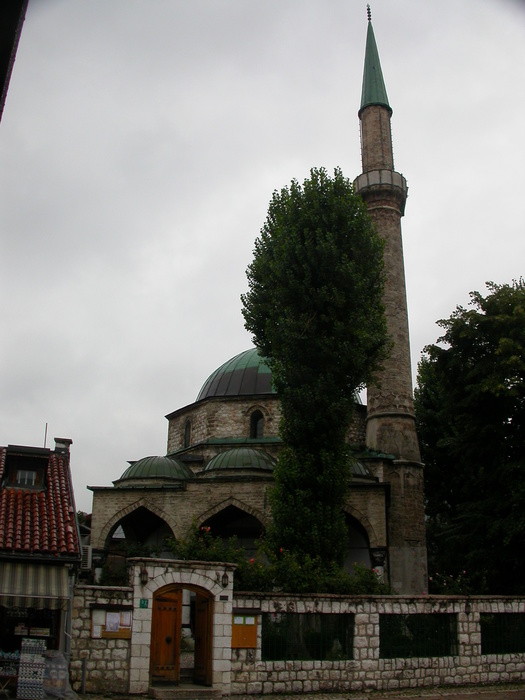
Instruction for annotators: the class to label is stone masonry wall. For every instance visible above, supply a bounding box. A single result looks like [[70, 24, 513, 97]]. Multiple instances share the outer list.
[[231, 594, 525, 695], [167, 397, 282, 454], [70, 585, 133, 694], [167, 397, 367, 457]]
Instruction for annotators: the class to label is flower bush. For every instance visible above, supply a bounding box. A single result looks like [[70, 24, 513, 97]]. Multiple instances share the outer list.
[[165, 524, 392, 595], [428, 570, 473, 595]]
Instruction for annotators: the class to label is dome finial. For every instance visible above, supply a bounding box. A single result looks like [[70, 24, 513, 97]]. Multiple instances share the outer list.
[[367, 4, 372, 22]]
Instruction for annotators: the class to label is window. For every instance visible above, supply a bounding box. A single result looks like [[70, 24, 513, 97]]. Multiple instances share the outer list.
[[2, 448, 47, 490], [250, 411, 264, 439], [184, 420, 191, 448], [16, 470, 37, 486]]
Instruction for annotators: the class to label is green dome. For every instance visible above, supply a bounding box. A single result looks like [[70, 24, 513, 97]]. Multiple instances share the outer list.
[[118, 455, 193, 482], [203, 448, 275, 473], [196, 347, 362, 404], [197, 348, 275, 400]]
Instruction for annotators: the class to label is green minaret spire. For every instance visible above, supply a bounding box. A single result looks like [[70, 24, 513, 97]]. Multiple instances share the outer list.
[[359, 6, 391, 115]]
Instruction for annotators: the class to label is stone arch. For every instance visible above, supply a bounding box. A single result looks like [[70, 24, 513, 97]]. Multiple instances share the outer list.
[[195, 496, 269, 529], [244, 403, 271, 419], [343, 505, 379, 548], [196, 498, 267, 560], [97, 498, 177, 550], [143, 567, 224, 598]]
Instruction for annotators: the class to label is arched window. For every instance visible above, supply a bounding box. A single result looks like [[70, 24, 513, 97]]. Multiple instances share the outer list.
[[184, 420, 191, 448], [250, 410, 264, 439]]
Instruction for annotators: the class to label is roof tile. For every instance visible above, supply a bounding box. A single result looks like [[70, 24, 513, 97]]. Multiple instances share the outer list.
[[0, 447, 80, 559]]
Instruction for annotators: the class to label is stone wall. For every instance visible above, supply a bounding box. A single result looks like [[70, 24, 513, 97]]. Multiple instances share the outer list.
[[230, 593, 525, 695], [70, 585, 525, 696], [167, 396, 282, 455], [167, 396, 367, 457], [70, 584, 133, 694]]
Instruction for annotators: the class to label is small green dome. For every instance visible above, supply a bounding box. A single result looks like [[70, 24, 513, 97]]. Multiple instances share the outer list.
[[197, 348, 275, 401], [204, 447, 275, 473], [118, 455, 193, 482]]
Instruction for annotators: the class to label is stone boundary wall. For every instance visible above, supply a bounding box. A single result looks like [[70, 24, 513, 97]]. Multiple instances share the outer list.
[[231, 594, 525, 695], [69, 586, 525, 696], [70, 584, 133, 694]]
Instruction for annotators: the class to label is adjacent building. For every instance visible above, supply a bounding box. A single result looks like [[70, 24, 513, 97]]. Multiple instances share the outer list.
[[0, 440, 81, 654]]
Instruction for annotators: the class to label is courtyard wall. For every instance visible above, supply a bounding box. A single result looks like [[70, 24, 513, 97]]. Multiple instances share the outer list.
[[69, 584, 525, 695]]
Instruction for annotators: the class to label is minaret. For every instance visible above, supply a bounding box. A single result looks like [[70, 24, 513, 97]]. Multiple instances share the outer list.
[[354, 7, 420, 463], [354, 8, 427, 593]]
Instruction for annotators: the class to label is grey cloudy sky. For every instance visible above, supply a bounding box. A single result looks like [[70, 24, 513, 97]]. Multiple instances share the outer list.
[[1, 0, 524, 513]]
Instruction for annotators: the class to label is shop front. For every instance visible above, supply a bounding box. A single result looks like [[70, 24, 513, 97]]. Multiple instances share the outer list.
[[0, 563, 72, 653]]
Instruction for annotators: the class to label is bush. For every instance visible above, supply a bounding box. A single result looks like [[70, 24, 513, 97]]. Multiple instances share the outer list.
[[165, 524, 392, 594]]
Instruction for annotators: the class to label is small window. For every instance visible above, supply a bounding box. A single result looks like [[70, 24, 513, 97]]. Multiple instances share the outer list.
[[16, 469, 37, 486], [184, 420, 191, 448], [250, 411, 264, 439]]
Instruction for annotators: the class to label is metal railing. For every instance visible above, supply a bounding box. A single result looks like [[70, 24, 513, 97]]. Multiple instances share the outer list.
[[262, 612, 354, 661], [380, 613, 458, 658], [481, 613, 525, 654]]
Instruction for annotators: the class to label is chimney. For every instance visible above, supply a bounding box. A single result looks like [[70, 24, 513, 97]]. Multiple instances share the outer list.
[[54, 437, 73, 454]]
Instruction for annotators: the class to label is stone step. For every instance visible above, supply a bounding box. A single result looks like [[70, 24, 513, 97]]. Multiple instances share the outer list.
[[149, 684, 221, 700]]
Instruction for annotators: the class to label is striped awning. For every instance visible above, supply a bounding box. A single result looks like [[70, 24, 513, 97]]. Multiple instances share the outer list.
[[0, 563, 70, 609]]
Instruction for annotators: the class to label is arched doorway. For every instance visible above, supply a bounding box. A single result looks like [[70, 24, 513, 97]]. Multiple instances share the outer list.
[[150, 584, 213, 687]]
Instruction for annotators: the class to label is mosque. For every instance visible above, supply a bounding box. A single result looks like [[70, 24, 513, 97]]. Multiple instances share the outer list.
[[88, 11, 427, 596]]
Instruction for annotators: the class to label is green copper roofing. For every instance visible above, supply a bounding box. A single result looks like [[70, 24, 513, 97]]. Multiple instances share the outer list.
[[360, 16, 391, 115], [350, 460, 374, 479], [118, 455, 193, 482], [196, 347, 363, 404], [197, 348, 275, 400], [203, 447, 275, 473]]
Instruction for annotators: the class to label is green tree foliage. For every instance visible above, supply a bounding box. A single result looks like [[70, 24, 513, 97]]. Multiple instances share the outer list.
[[415, 280, 525, 594], [241, 167, 389, 567], [165, 524, 391, 594]]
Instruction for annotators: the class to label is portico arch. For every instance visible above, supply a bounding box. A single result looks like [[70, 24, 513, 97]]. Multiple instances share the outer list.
[[96, 498, 177, 551]]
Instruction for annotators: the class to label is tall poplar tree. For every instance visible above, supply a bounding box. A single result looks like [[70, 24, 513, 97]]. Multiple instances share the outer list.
[[241, 167, 389, 566]]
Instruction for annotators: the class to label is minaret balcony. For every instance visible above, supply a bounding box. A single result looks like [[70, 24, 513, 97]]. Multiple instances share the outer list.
[[353, 169, 408, 215]]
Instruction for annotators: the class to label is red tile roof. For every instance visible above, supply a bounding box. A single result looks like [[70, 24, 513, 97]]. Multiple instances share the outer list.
[[0, 447, 80, 560]]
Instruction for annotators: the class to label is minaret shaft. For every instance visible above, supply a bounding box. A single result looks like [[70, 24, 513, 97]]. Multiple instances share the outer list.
[[360, 104, 394, 171]]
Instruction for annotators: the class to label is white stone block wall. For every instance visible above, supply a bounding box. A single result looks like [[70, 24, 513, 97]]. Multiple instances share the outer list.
[[70, 584, 133, 694], [70, 585, 525, 696], [230, 594, 525, 695]]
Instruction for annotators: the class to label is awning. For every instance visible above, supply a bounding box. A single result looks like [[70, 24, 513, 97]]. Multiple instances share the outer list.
[[0, 563, 70, 609]]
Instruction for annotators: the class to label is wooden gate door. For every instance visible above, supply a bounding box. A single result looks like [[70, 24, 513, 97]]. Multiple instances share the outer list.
[[150, 588, 182, 683], [193, 591, 213, 686]]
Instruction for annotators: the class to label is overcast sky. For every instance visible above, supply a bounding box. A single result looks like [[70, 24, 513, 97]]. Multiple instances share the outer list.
[[1, 0, 524, 513]]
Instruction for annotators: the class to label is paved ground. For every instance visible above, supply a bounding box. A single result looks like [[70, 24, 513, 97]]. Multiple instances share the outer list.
[[82, 684, 525, 700]]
